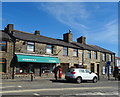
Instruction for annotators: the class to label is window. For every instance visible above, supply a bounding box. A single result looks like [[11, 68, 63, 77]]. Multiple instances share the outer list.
[[102, 66, 106, 74], [27, 42, 35, 52], [87, 50, 91, 59], [46, 45, 53, 54], [0, 58, 6, 73], [0, 41, 7, 51], [73, 49, 78, 57], [79, 69, 85, 73], [63, 47, 68, 56], [94, 51, 97, 59], [85, 69, 90, 73], [109, 54, 112, 62], [102, 53, 106, 61], [102, 66, 113, 75]]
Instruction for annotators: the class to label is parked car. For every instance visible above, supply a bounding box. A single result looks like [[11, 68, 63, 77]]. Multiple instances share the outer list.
[[65, 68, 98, 83]]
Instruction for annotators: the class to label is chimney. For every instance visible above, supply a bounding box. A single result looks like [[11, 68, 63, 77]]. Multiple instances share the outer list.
[[77, 36, 86, 44], [6, 24, 14, 31], [63, 30, 72, 42], [34, 30, 40, 35]]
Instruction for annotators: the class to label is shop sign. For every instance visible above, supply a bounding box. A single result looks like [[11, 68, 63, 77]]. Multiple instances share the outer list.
[[49, 60, 56, 63], [22, 58, 37, 61]]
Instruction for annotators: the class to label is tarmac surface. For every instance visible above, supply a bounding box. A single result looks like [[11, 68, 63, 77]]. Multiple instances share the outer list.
[[1, 76, 119, 97]]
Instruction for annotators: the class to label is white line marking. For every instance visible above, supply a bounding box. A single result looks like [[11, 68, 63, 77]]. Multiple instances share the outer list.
[[0, 85, 22, 89], [75, 92, 119, 95], [18, 86, 22, 88], [33, 93, 40, 96]]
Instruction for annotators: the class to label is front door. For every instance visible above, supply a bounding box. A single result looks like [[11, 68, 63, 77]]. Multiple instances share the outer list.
[[97, 64, 100, 80], [91, 63, 94, 73]]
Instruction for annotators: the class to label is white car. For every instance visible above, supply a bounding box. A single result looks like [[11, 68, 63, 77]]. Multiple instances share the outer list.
[[65, 68, 98, 83]]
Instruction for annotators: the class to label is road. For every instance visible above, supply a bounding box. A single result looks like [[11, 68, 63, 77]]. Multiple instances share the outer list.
[[1, 78, 119, 96]]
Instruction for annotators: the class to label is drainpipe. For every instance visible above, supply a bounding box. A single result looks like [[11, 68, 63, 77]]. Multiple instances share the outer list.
[[82, 50, 84, 66]]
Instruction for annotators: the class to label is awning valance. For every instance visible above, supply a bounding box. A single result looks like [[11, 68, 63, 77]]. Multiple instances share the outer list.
[[16, 54, 60, 63]]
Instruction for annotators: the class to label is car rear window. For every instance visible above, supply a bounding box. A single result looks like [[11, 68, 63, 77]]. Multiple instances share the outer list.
[[68, 69, 75, 72]]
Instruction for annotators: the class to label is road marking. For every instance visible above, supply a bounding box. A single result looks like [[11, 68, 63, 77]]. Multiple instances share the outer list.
[[0, 85, 22, 89], [33, 93, 40, 96], [0, 86, 113, 94], [75, 92, 119, 95]]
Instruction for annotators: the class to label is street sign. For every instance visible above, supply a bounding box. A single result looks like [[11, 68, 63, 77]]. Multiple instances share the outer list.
[[106, 61, 110, 67]]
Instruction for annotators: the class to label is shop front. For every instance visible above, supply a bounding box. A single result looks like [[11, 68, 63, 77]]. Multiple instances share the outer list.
[[15, 54, 60, 77]]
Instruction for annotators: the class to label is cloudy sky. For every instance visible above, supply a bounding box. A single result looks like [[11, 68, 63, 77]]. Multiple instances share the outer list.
[[2, 2, 118, 55]]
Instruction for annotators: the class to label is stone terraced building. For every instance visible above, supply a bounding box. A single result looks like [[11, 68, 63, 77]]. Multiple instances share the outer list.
[[0, 24, 115, 79]]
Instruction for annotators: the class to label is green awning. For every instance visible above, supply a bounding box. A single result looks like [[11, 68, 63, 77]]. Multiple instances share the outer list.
[[16, 54, 60, 63]]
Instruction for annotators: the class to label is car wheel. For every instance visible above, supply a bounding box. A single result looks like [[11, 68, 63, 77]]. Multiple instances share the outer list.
[[93, 77, 97, 83], [76, 77, 82, 84]]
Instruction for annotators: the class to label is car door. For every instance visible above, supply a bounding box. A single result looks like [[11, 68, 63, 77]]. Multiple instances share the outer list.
[[85, 69, 94, 80], [79, 69, 87, 80]]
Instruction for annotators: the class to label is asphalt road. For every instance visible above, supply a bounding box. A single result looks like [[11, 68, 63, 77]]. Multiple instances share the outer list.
[[1, 78, 119, 97]]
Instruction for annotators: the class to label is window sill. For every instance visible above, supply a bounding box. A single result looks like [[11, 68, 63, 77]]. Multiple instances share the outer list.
[[63, 55, 69, 57], [0, 51, 6, 52], [73, 56, 78, 58]]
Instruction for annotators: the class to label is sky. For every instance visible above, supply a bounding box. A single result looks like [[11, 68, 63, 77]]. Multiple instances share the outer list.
[[2, 2, 118, 56]]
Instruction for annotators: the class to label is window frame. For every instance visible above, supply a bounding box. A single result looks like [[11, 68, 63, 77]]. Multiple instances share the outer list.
[[87, 50, 91, 59], [109, 54, 112, 62], [46, 44, 53, 54], [0, 41, 7, 51], [102, 53, 106, 61], [94, 51, 97, 59], [63, 47, 68, 56], [0, 58, 6, 73], [27, 42, 35, 52], [73, 48, 78, 57]]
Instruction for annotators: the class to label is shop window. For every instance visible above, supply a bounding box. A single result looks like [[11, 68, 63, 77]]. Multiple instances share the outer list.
[[0, 58, 6, 73], [87, 50, 91, 59], [102, 53, 106, 61], [73, 49, 78, 57], [46, 45, 53, 54], [94, 51, 97, 59], [27, 42, 35, 52], [16, 63, 34, 74], [0, 41, 7, 51], [63, 47, 68, 56]]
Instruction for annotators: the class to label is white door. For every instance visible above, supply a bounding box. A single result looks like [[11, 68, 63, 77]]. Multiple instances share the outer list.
[[84, 69, 94, 80]]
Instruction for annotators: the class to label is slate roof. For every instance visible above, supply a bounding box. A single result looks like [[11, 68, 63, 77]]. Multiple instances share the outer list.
[[88, 45, 115, 54], [12, 30, 81, 49], [71, 42, 98, 51], [1, 29, 115, 54]]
